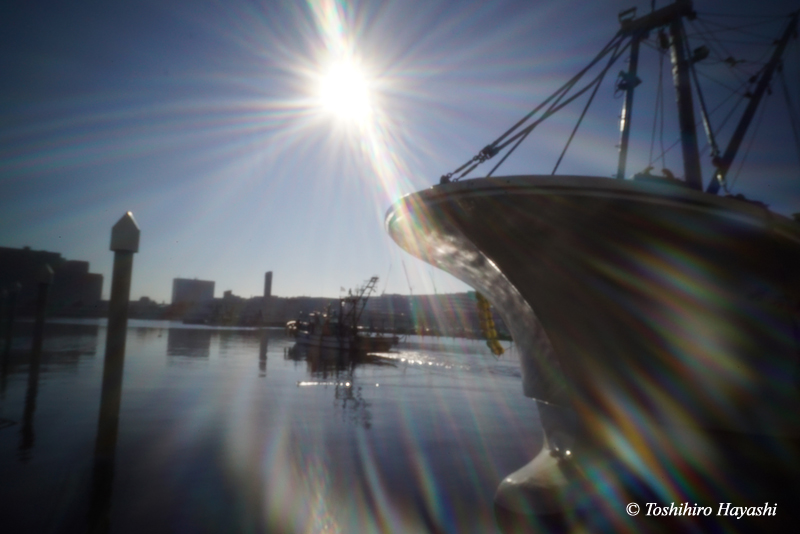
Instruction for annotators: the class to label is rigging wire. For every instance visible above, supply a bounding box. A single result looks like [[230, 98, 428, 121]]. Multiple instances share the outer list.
[[685, 25, 720, 159], [695, 12, 785, 19], [646, 10, 785, 170], [690, 16, 777, 88], [649, 42, 665, 166], [551, 45, 617, 174], [659, 46, 667, 169], [688, 16, 785, 39], [694, 38, 778, 46], [693, 18, 747, 86], [486, 39, 629, 178], [446, 33, 626, 181], [648, 79, 748, 169], [650, 94, 746, 169], [778, 68, 800, 172], [647, 33, 670, 169], [692, 69, 744, 95], [441, 9, 797, 189], [730, 94, 770, 190], [491, 33, 625, 149]]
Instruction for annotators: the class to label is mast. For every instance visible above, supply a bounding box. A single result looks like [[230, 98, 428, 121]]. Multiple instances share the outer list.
[[707, 11, 800, 194], [668, 13, 703, 190], [616, 29, 641, 180], [618, 0, 697, 183]]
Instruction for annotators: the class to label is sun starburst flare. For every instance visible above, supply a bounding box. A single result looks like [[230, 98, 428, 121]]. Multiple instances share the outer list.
[[302, 0, 417, 208], [318, 57, 372, 123]]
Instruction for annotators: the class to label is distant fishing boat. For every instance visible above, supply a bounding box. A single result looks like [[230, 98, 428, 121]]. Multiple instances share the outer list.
[[286, 276, 399, 353], [386, 0, 800, 525]]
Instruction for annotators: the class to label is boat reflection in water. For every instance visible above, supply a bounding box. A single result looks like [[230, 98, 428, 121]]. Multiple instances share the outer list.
[[286, 344, 397, 429], [0, 321, 539, 533]]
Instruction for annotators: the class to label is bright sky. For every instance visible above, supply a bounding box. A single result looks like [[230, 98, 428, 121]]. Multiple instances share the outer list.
[[1, 0, 799, 301]]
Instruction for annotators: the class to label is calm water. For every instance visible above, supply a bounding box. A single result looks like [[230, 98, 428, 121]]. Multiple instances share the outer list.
[[0, 319, 542, 533]]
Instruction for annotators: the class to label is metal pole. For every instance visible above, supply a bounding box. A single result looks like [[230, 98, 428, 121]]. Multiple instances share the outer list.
[[669, 16, 703, 190], [707, 11, 799, 194], [616, 35, 641, 180]]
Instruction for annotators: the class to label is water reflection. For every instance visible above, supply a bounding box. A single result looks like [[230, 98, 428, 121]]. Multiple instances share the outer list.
[[0, 346, 9, 398], [259, 332, 268, 377], [286, 345, 398, 429], [18, 345, 41, 462], [285, 344, 396, 379], [167, 328, 212, 358], [7, 323, 100, 460], [0, 322, 540, 534]]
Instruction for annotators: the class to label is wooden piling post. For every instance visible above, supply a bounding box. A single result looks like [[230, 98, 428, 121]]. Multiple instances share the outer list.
[[95, 212, 139, 459], [89, 212, 139, 534], [18, 268, 52, 460], [3, 282, 21, 357], [31, 265, 54, 356]]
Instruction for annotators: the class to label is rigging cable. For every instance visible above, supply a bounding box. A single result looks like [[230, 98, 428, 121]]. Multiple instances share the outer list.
[[778, 67, 800, 172], [691, 16, 785, 39], [730, 93, 769, 190], [659, 40, 666, 168], [487, 39, 629, 178], [650, 95, 746, 171], [695, 12, 784, 19], [685, 25, 721, 160], [648, 64, 755, 168], [692, 68, 744, 94], [694, 17, 748, 86], [551, 43, 618, 174], [691, 16, 777, 88], [649, 37, 666, 165], [446, 32, 626, 181], [494, 39, 629, 153], [489, 33, 625, 150]]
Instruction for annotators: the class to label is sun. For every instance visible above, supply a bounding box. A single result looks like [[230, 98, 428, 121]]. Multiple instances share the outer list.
[[318, 57, 372, 123]]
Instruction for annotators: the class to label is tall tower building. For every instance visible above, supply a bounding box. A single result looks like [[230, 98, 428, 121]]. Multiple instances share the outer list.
[[264, 271, 273, 298]]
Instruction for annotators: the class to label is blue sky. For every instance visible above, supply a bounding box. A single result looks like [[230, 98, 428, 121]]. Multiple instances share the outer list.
[[2, 0, 799, 301]]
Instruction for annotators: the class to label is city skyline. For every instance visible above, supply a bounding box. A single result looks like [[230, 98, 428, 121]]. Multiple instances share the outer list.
[[2, 0, 799, 302]]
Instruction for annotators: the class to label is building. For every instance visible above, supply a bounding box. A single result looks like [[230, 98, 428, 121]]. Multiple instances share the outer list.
[[264, 271, 273, 298], [171, 278, 215, 305], [0, 246, 103, 314], [50, 260, 103, 308]]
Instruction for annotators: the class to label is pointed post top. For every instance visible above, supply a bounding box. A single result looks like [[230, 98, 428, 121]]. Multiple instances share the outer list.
[[36, 264, 54, 285], [110, 212, 140, 253]]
